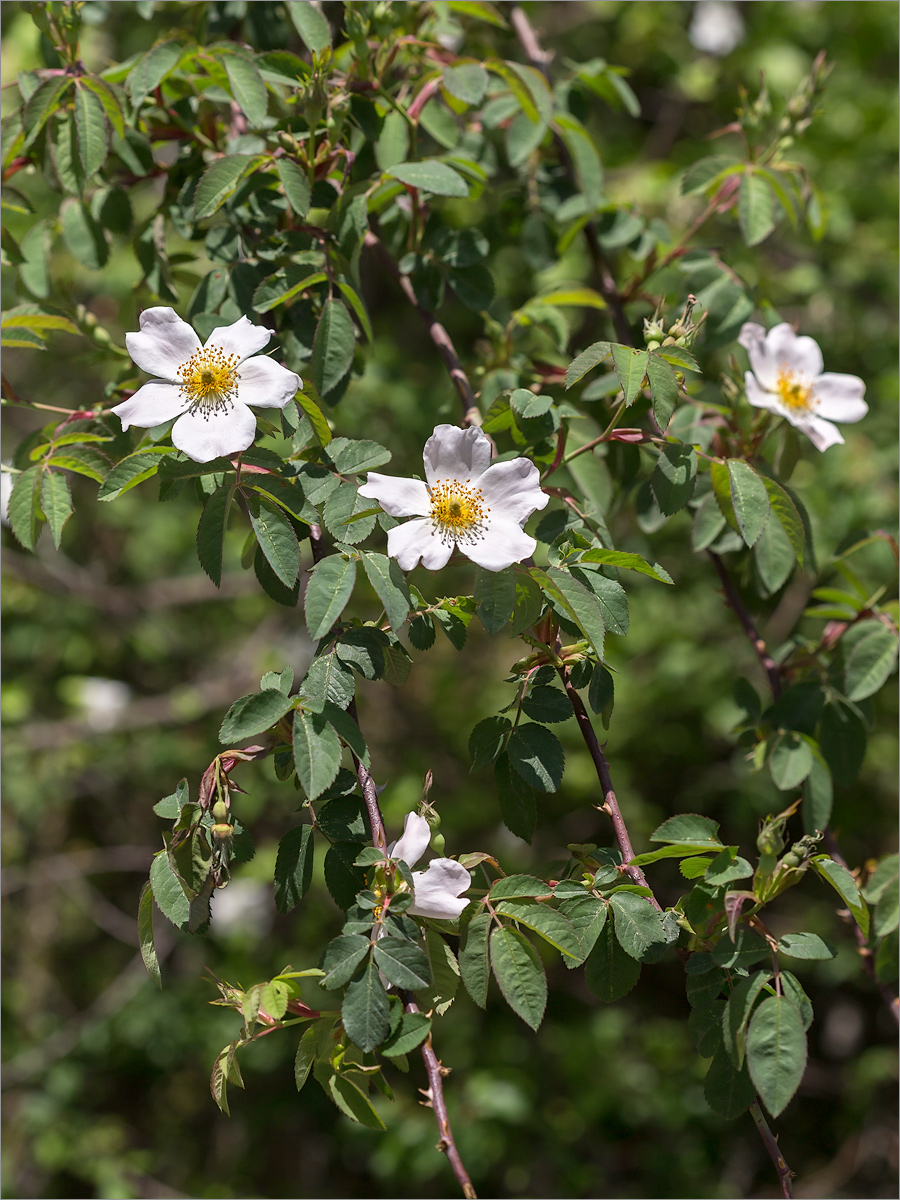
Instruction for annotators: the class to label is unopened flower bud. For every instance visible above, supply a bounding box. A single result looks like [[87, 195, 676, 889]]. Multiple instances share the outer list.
[[212, 800, 229, 823]]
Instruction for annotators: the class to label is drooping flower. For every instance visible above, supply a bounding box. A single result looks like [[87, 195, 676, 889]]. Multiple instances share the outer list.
[[738, 322, 867, 452], [112, 307, 301, 463], [358, 424, 549, 572], [389, 812, 471, 920]]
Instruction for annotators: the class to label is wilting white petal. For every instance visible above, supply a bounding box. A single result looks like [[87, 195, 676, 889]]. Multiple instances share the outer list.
[[386, 518, 454, 571], [477, 457, 549, 524], [423, 423, 492, 487], [111, 380, 189, 429], [465, 517, 537, 572], [206, 315, 272, 362], [171, 404, 257, 463], [235, 356, 301, 408], [389, 812, 431, 869], [359, 473, 431, 517], [408, 859, 471, 920], [764, 323, 824, 380], [126, 307, 201, 379], [812, 373, 868, 422]]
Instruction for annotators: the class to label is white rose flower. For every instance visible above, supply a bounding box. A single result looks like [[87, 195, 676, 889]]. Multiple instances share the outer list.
[[358, 423, 549, 572], [112, 307, 301, 463], [389, 812, 471, 920], [738, 322, 867, 452]]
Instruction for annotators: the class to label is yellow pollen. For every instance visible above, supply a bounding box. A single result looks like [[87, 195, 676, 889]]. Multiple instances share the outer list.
[[776, 365, 814, 413], [177, 346, 240, 416], [428, 477, 490, 546]]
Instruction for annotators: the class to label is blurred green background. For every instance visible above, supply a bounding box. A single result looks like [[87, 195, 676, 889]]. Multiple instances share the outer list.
[[2, 2, 897, 1197]]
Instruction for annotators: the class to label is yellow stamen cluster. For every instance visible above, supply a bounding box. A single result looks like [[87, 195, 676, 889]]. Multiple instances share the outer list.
[[177, 346, 240, 416], [776, 365, 815, 413], [428, 477, 489, 546]]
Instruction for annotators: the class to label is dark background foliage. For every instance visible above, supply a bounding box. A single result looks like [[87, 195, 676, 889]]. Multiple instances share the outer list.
[[2, 2, 897, 1197]]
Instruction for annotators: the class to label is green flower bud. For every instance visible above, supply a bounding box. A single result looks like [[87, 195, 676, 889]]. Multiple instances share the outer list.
[[212, 800, 229, 823]]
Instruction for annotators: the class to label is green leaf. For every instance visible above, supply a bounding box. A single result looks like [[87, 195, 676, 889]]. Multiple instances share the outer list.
[[727, 459, 770, 547], [7, 465, 43, 550], [305, 555, 358, 640], [138, 881, 161, 987], [126, 38, 185, 102], [704, 850, 753, 886], [220, 51, 268, 126], [760, 475, 805, 566], [578, 548, 673, 585], [722, 970, 769, 1068], [610, 345, 648, 406], [554, 112, 603, 206], [587, 663, 615, 716], [844, 625, 898, 702], [469, 714, 512, 770], [321, 934, 371, 988], [681, 154, 741, 195], [459, 912, 491, 1007], [381, 1011, 432, 1057], [490, 875, 550, 900], [448, 0, 508, 28], [328, 1075, 386, 1130], [754, 513, 795, 594], [646, 353, 679, 429], [386, 161, 469, 198], [360, 552, 411, 632], [777, 932, 836, 961], [507, 724, 564, 793], [738, 172, 776, 246], [60, 197, 108, 269], [275, 156, 312, 217], [219, 688, 293, 743], [769, 732, 813, 790], [532, 566, 605, 658], [311, 298, 355, 396], [286, 1, 332, 53], [99, 450, 162, 501], [196, 482, 234, 586], [818, 700, 866, 787], [810, 856, 869, 938], [420, 929, 460, 1015], [148, 850, 190, 932], [193, 154, 257, 220], [650, 444, 697, 515], [79, 76, 125, 139], [294, 1026, 317, 1091], [651, 814, 721, 844], [689, 1001, 725, 1057], [522, 685, 571, 724], [862, 854, 900, 904], [609, 892, 667, 961], [494, 899, 582, 960], [474, 565, 517, 634], [23, 76, 73, 146], [746, 995, 807, 1118], [442, 63, 489, 106], [373, 938, 431, 990], [293, 709, 342, 801], [703, 1046, 756, 1120], [274, 825, 315, 914], [565, 341, 611, 389], [584, 918, 641, 1002], [74, 82, 109, 178], [490, 926, 547, 1030], [252, 268, 326, 314], [39, 470, 72, 549], [576, 571, 629, 635], [494, 751, 537, 842]]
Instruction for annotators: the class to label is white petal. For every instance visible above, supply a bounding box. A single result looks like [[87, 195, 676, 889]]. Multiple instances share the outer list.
[[744, 373, 782, 412], [812, 373, 868, 423], [126, 307, 200, 379], [389, 812, 431, 869], [738, 322, 777, 389], [386, 519, 454, 571], [798, 414, 845, 452], [236, 356, 301, 409], [477, 457, 549, 525], [765, 323, 824, 380], [171, 403, 258, 463], [205, 315, 272, 362], [463, 516, 537, 571], [358, 472, 430, 517], [111, 380, 189, 430], [423, 424, 491, 487], [408, 859, 471, 920]]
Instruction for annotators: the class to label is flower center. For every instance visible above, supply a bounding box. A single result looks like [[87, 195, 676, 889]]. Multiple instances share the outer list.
[[177, 346, 240, 416], [428, 478, 489, 545], [776, 365, 815, 413]]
